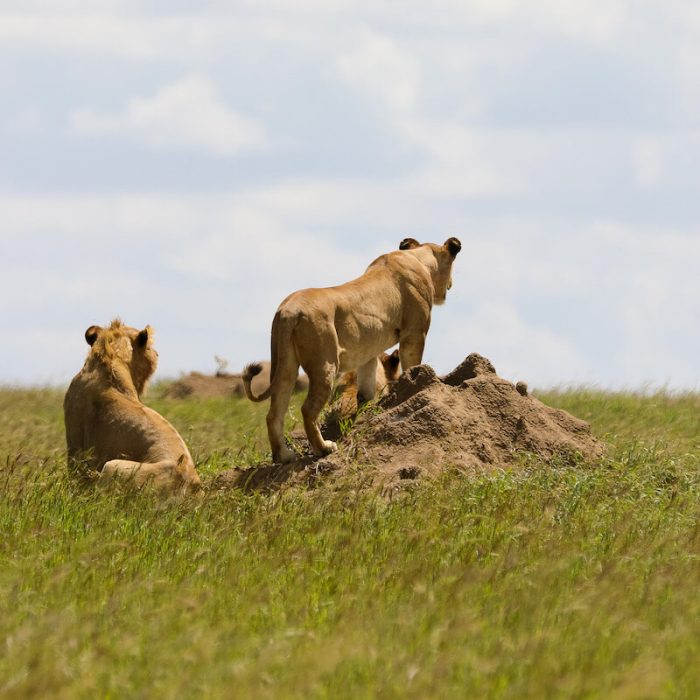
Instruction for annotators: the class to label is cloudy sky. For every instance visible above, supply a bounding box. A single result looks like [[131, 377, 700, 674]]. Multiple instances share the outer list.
[[1, 1, 699, 389]]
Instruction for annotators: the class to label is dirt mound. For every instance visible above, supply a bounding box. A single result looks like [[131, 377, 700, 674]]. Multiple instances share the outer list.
[[163, 372, 242, 399], [163, 362, 309, 399], [359, 354, 603, 478], [214, 353, 603, 493]]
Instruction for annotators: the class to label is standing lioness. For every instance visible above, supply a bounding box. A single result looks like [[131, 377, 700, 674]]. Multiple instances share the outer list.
[[243, 237, 461, 463]]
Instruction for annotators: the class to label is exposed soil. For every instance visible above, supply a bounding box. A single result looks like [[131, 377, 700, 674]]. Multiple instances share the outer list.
[[163, 362, 309, 399], [212, 353, 604, 493]]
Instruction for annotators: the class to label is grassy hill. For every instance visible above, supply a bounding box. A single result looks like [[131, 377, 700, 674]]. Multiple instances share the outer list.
[[1, 386, 698, 698]]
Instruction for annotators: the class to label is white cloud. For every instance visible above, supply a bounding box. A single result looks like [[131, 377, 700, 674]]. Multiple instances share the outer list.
[[333, 31, 527, 197], [632, 138, 664, 188], [0, 16, 174, 61], [461, 0, 629, 42], [70, 75, 267, 156], [332, 27, 651, 199], [400, 122, 529, 197], [2, 189, 699, 389], [0, 3, 681, 69], [431, 218, 700, 389], [430, 301, 593, 388], [630, 131, 700, 190], [3, 3, 700, 391], [0, 13, 336, 63], [0, 327, 85, 386], [3, 107, 45, 134], [335, 29, 419, 114], [0, 195, 198, 239]]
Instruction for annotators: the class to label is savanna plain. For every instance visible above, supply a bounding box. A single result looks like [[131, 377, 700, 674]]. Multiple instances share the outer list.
[[1, 384, 699, 699]]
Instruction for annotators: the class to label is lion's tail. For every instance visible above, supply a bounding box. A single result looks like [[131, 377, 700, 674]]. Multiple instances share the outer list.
[[242, 362, 269, 402], [242, 310, 298, 403]]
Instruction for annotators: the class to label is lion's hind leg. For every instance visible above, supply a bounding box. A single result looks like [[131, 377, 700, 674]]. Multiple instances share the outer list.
[[98, 459, 193, 494], [302, 360, 338, 458], [267, 358, 301, 464]]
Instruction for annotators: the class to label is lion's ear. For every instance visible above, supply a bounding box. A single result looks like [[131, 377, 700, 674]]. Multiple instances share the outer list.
[[399, 237, 421, 250], [444, 237, 461, 258], [85, 325, 102, 346], [387, 349, 400, 369], [136, 326, 151, 348]]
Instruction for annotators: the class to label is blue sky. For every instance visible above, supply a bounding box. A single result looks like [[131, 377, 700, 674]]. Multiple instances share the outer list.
[[1, 1, 698, 389]]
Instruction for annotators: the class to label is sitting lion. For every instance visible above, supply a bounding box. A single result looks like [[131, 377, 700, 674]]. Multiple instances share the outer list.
[[63, 319, 201, 494], [243, 237, 461, 463], [335, 349, 401, 419]]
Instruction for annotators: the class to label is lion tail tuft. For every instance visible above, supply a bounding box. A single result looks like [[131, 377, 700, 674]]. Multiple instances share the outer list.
[[242, 362, 271, 402]]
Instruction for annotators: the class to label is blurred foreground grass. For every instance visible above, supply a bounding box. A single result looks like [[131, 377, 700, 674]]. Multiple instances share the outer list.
[[0, 385, 698, 699]]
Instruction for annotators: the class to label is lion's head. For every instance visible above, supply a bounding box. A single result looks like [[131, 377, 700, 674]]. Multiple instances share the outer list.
[[84, 319, 158, 396], [399, 237, 461, 305]]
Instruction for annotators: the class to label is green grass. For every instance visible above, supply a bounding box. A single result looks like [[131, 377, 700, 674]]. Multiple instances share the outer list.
[[0, 385, 698, 698]]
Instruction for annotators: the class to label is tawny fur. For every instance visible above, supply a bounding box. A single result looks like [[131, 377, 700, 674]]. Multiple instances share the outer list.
[[242, 237, 461, 463], [63, 319, 201, 495]]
